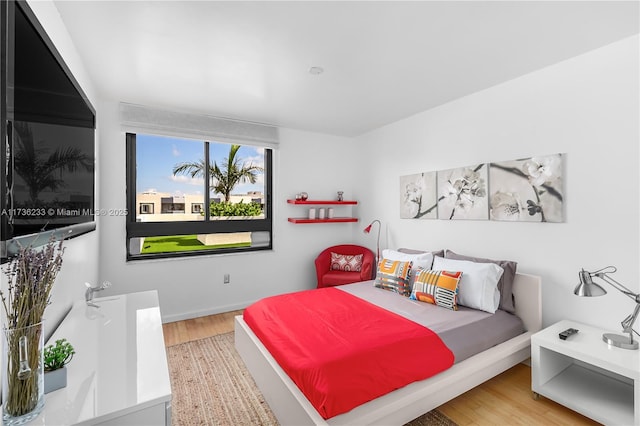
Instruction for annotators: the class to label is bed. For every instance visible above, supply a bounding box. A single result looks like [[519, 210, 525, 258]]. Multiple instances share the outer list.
[[235, 257, 542, 425]]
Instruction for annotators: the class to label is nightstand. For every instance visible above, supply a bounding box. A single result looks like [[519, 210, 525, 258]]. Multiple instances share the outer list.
[[531, 320, 639, 425]]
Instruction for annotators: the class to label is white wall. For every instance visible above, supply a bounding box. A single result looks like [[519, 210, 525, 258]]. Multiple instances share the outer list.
[[352, 36, 639, 331], [15, 1, 101, 339], [97, 100, 359, 322], [35, 0, 636, 333], [97, 36, 639, 330]]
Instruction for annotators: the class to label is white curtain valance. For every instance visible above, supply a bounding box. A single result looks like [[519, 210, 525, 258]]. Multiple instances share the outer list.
[[119, 103, 279, 148]]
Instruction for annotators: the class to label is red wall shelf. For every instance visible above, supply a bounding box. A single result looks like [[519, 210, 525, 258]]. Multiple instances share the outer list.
[[288, 217, 359, 224], [287, 199, 357, 205], [287, 199, 358, 224]]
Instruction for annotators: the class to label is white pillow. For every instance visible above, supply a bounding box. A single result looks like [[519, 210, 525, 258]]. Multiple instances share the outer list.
[[381, 249, 434, 272], [432, 256, 503, 313]]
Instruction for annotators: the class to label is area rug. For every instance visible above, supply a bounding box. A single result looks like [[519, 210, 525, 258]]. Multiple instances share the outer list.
[[167, 332, 458, 426]]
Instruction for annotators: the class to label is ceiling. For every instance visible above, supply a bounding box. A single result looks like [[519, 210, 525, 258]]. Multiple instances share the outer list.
[[53, 1, 639, 137]]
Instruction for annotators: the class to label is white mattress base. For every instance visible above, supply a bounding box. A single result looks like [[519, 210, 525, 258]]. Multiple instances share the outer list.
[[234, 272, 542, 425], [235, 315, 530, 425]]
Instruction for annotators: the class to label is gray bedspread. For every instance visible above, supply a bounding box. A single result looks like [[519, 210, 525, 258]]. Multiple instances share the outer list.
[[338, 281, 525, 363]]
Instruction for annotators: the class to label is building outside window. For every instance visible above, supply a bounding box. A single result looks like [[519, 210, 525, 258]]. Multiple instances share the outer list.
[[126, 133, 272, 260], [139, 203, 154, 214]]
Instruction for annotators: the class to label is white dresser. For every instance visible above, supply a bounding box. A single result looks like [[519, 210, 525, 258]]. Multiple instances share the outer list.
[[28, 291, 172, 425]]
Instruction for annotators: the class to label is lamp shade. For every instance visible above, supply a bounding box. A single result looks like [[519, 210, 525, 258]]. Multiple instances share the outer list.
[[574, 269, 607, 297]]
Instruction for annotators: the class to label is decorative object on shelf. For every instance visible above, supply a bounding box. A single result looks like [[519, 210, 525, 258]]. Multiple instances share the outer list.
[[318, 208, 325, 220], [574, 266, 640, 350], [363, 219, 382, 262], [43, 338, 75, 394], [287, 199, 358, 223], [288, 217, 358, 224], [295, 193, 302, 201], [300, 192, 308, 201], [337, 191, 344, 201], [328, 208, 334, 219], [1, 238, 65, 425]]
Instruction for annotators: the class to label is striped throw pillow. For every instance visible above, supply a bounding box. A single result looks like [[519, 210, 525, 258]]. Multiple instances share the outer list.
[[374, 259, 412, 296], [410, 269, 462, 310]]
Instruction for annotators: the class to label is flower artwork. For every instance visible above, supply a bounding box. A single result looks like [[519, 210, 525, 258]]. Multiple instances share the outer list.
[[399, 172, 438, 219], [489, 154, 563, 222], [437, 164, 489, 220]]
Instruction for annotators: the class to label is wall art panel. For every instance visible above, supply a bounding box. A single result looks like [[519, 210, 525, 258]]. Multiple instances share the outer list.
[[489, 153, 564, 222], [399, 172, 438, 219], [437, 164, 489, 220]]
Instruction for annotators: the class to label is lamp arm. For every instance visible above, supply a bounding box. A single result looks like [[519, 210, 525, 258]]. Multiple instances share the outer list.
[[596, 273, 640, 302], [373, 220, 381, 262], [364, 220, 382, 262], [595, 272, 640, 338], [621, 303, 640, 335]]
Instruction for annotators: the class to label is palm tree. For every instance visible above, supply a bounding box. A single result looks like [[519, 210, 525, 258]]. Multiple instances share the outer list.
[[13, 122, 94, 204], [172, 144, 263, 202]]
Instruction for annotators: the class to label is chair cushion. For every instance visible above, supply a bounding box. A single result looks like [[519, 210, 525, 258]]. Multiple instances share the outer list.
[[330, 252, 363, 272], [321, 271, 364, 287]]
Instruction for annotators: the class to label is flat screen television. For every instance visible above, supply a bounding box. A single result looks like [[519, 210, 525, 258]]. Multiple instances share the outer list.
[[1, 0, 96, 260]]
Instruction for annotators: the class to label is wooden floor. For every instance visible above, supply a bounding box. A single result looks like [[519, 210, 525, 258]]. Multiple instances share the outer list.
[[163, 311, 600, 426]]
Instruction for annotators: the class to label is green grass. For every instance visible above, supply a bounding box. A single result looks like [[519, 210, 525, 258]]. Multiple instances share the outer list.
[[140, 235, 250, 254]]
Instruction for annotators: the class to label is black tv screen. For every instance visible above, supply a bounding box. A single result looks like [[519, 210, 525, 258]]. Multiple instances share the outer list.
[[1, 0, 96, 259], [10, 120, 94, 234]]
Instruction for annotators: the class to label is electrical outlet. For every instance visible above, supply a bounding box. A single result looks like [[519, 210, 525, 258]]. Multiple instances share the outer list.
[[223, 274, 230, 284]]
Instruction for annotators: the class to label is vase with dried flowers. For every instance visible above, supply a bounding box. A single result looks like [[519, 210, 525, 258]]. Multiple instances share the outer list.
[[1, 238, 64, 425]]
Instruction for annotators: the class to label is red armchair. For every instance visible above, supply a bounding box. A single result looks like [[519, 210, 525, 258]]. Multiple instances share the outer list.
[[315, 244, 375, 288]]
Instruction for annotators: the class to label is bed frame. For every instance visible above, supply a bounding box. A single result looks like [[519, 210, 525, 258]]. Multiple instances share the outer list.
[[234, 272, 542, 425]]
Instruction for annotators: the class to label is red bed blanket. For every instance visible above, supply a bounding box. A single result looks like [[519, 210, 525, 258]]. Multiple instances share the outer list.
[[243, 287, 455, 419]]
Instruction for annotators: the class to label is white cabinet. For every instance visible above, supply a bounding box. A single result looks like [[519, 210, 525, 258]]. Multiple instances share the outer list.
[[531, 320, 639, 425], [28, 291, 172, 425]]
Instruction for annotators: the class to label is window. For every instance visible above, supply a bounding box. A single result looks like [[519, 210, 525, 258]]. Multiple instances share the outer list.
[[126, 133, 272, 260], [139, 203, 154, 214]]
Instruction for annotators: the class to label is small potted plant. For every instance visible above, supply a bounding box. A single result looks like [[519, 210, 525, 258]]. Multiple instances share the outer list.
[[43, 338, 75, 394]]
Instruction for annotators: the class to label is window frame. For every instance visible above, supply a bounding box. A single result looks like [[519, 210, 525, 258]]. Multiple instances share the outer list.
[[125, 132, 273, 260]]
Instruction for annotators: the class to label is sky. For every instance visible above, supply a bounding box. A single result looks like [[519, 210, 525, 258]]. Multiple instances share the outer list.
[[136, 134, 265, 197]]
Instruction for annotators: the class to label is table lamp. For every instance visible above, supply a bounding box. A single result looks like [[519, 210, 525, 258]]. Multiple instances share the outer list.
[[573, 266, 640, 350]]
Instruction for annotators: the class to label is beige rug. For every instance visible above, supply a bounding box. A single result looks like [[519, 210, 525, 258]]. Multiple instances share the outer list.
[[167, 332, 457, 426]]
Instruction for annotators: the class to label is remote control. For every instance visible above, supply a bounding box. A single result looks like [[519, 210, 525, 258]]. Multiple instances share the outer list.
[[559, 328, 579, 340]]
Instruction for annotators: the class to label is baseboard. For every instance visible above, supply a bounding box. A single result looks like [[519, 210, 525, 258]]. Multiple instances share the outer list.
[[161, 300, 257, 323]]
